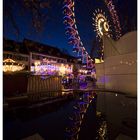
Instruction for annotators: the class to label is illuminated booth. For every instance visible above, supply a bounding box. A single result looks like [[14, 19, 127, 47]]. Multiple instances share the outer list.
[[3, 58, 25, 73], [3, 39, 77, 95], [30, 55, 73, 76]]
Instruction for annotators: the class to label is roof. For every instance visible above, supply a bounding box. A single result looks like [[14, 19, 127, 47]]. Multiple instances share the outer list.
[[23, 39, 61, 56], [3, 38, 28, 54], [3, 38, 77, 62]]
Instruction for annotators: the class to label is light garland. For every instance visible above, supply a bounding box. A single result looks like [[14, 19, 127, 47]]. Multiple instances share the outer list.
[[31, 61, 73, 76], [65, 92, 96, 139], [104, 0, 121, 40], [3, 58, 25, 73], [63, 0, 94, 69]]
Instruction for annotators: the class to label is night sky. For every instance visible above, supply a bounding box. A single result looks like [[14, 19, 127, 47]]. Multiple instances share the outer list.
[[3, 0, 137, 57]]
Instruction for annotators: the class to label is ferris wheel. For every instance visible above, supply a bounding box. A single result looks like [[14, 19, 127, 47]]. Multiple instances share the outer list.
[[62, 0, 121, 67], [92, 0, 121, 40], [92, 9, 111, 39]]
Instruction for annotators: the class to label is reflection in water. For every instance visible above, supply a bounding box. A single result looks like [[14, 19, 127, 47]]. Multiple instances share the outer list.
[[3, 92, 137, 140], [96, 112, 108, 140], [96, 92, 137, 139], [65, 92, 96, 140], [65, 92, 110, 140]]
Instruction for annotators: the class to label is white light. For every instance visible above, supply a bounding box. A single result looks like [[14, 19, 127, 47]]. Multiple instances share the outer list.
[[92, 10, 110, 38], [3, 58, 25, 72]]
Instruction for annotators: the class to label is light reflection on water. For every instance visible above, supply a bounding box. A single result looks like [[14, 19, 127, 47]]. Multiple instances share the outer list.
[[3, 92, 137, 140], [97, 92, 137, 139]]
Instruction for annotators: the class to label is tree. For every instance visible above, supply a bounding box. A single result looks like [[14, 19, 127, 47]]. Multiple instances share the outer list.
[[3, 0, 54, 39]]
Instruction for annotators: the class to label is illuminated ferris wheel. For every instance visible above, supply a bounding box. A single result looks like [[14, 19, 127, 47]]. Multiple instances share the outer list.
[[92, 9, 111, 39], [62, 0, 121, 66], [92, 0, 122, 40]]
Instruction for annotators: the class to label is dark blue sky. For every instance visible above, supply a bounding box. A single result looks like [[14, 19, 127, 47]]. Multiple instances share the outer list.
[[4, 0, 137, 57]]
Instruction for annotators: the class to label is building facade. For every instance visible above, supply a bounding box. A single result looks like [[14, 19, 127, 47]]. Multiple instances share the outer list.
[[3, 38, 76, 75]]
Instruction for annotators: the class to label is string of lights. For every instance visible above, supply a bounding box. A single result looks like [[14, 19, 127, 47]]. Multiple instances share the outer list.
[[63, 0, 94, 69], [104, 0, 121, 40], [65, 92, 96, 139], [3, 58, 25, 72]]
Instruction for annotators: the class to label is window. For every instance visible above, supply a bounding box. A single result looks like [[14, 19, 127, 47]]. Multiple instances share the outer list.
[[32, 54, 40, 60]]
